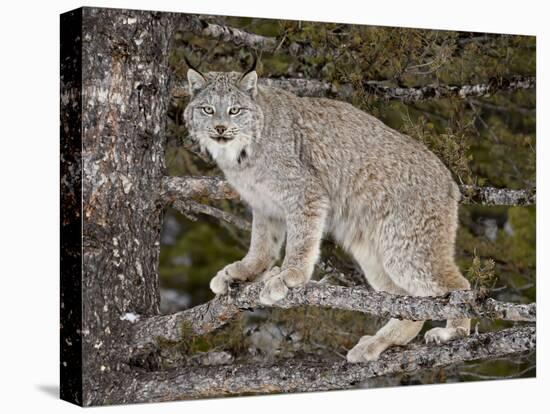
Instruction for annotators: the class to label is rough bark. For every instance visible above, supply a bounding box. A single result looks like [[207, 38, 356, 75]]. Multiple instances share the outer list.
[[460, 184, 536, 206], [194, 19, 278, 51], [172, 75, 535, 101], [162, 176, 536, 207], [124, 326, 535, 402], [80, 7, 176, 406], [132, 281, 535, 350], [161, 175, 238, 201]]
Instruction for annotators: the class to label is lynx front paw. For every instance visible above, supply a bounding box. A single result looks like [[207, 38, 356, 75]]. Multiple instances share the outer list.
[[209, 261, 252, 295], [424, 327, 469, 345], [346, 335, 388, 363], [210, 272, 230, 295]]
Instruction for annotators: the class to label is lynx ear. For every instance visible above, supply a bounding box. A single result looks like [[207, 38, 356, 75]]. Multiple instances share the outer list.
[[239, 71, 258, 98], [238, 56, 258, 98], [187, 68, 207, 97]]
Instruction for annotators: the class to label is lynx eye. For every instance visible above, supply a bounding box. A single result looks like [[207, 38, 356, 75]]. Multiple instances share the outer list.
[[228, 106, 241, 116], [201, 106, 214, 115]]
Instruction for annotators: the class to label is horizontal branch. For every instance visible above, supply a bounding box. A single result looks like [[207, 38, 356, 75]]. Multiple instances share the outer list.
[[172, 75, 534, 102], [126, 326, 535, 402], [364, 75, 535, 102], [186, 17, 276, 51], [162, 176, 535, 207], [186, 17, 316, 57], [173, 199, 251, 232], [132, 281, 535, 350], [161, 175, 238, 202], [187, 19, 523, 60], [460, 185, 536, 206]]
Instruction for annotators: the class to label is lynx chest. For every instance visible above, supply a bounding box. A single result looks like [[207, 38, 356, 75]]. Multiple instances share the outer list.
[[224, 169, 285, 220]]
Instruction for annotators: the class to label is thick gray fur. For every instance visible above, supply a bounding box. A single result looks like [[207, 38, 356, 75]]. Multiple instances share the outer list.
[[183, 68, 471, 363]]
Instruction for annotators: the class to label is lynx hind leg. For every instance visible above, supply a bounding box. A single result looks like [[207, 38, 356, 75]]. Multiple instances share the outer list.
[[347, 244, 424, 362], [424, 266, 471, 344], [378, 212, 472, 346], [383, 257, 471, 345]]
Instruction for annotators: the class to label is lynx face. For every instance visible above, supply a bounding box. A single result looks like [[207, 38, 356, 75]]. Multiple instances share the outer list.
[[183, 70, 264, 166]]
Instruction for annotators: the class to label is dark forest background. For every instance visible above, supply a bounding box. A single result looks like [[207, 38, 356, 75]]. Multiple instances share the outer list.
[[157, 16, 535, 386]]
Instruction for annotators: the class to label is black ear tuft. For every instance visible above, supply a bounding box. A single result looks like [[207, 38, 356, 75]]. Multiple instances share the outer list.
[[183, 55, 203, 75], [238, 55, 259, 98], [184, 56, 207, 97], [240, 55, 258, 80]]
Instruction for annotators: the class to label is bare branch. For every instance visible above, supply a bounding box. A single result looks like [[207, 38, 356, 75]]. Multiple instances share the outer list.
[[460, 185, 536, 206], [186, 17, 317, 57], [132, 281, 535, 350], [162, 176, 535, 207], [161, 175, 238, 203], [363, 75, 535, 102], [172, 75, 534, 102], [126, 326, 535, 402], [172, 199, 251, 232], [188, 18, 277, 51]]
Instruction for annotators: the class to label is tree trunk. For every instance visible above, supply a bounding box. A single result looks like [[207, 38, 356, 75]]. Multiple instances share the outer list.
[[61, 7, 175, 406]]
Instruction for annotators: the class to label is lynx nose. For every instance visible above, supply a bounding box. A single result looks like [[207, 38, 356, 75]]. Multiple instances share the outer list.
[[214, 125, 227, 135]]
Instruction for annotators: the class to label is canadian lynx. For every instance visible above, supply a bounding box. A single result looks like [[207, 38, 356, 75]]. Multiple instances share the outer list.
[[183, 61, 471, 362]]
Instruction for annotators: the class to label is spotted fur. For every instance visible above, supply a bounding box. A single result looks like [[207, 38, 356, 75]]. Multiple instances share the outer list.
[[183, 68, 471, 362]]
